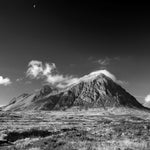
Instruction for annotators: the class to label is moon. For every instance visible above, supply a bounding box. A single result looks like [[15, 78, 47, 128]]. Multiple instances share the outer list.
[[33, 4, 36, 8]]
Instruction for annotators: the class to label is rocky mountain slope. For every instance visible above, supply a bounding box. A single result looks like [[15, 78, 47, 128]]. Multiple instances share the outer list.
[[2, 72, 148, 111]]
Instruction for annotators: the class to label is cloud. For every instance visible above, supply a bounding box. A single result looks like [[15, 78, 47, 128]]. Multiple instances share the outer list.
[[97, 57, 110, 66], [114, 57, 120, 61], [0, 76, 11, 86], [90, 70, 116, 81], [26, 60, 78, 88], [56, 77, 79, 88], [26, 60, 125, 88], [27, 60, 46, 78], [145, 94, 150, 103], [96, 56, 120, 68], [80, 70, 128, 86], [26, 60, 57, 79], [26, 60, 57, 78], [16, 78, 24, 82], [81, 70, 116, 82]]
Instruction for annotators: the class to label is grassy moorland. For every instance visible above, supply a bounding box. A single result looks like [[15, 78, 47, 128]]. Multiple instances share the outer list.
[[0, 108, 150, 150]]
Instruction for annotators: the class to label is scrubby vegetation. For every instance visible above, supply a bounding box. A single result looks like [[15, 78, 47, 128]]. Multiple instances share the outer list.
[[0, 108, 150, 150]]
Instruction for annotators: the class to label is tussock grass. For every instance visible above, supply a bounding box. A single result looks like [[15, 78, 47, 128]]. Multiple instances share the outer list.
[[1, 108, 150, 150]]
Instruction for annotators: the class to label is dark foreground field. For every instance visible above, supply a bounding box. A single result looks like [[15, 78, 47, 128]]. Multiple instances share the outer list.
[[0, 108, 150, 150]]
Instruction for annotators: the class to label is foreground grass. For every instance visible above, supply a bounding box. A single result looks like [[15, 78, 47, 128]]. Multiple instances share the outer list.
[[0, 108, 150, 150]]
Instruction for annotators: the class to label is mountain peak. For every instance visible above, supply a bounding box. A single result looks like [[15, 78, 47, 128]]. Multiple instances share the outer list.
[[2, 70, 148, 111], [79, 70, 116, 83]]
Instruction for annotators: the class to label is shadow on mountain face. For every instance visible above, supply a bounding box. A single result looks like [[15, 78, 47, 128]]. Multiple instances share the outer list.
[[2, 74, 149, 112]]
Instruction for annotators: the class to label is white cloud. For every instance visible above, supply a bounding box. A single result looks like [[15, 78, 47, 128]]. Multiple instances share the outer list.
[[26, 60, 75, 88], [16, 78, 24, 82], [43, 63, 56, 76], [26, 60, 125, 88], [26, 60, 57, 79], [89, 70, 116, 81], [26, 60, 43, 78], [46, 74, 64, 84], [55, 77, 79, 88], [96, 56, 120, 69], [97, 57, 110, 66], [0, 76, 11, 86], [145, 94, 150, 103]]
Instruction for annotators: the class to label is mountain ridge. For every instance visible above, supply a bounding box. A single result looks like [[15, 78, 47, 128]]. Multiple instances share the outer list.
[[2, 72, 149, 111]]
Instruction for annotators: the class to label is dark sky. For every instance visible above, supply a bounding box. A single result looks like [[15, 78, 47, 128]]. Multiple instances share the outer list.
[[0, 1, 150, 105]]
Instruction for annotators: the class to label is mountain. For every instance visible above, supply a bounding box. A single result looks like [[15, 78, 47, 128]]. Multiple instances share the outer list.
[[2, 73, 148, 111]]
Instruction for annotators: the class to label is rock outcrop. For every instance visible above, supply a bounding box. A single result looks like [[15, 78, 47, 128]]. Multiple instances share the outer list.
[[2, 73, 147, 111]]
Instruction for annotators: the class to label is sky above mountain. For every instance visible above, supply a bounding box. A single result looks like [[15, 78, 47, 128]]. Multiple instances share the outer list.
[[0, 1, 150, 105]]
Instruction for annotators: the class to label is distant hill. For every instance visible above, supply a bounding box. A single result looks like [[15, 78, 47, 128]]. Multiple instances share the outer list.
[[2, 72, 149, 111]]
